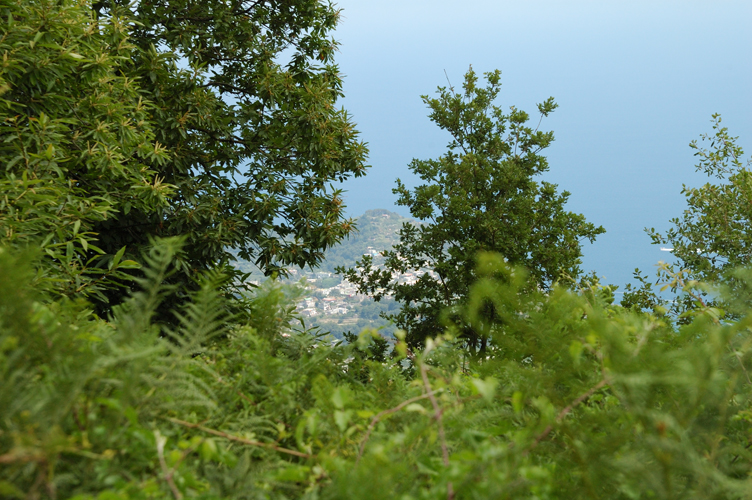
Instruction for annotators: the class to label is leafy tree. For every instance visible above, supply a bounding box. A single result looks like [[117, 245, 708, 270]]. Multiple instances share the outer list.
[[0, 0, 169, 302], [106, 0, 368, 289], [0, 0, 368, 313], [341, 68, 604, 350], [641, 114, 751, 317]]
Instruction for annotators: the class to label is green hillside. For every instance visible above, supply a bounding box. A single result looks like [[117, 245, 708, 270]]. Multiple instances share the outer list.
[[319, 209, 412, 273], [230, 209, 412, 340], [233, 209, 413, 279]]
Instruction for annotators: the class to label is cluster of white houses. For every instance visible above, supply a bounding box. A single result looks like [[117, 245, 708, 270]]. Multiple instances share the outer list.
[[295, 271, 367, 318], [293, 264, 436, 319]]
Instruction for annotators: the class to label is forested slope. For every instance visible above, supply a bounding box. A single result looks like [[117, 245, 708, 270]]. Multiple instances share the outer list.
[[234, 209, 411, 278], [318, 209, 412, 273]]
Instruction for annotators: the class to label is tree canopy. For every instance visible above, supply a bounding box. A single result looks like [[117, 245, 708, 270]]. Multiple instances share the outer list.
[[0, 0, 368, 312], [621, 115, 752, 318], [0, 0, 170, 302], [341, 68, 604, 349]]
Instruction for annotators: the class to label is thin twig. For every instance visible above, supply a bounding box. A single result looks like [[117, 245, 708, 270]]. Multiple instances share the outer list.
[[735, 351, 752, 385], [524, 379, 608, 456], [166, 417, 310, 458], [236, 390, 258, 405], [0, 451, 45, 464], [632, 323, 657, 358], [155, 430, 183, 500], [731, 441, 752, 464], [731, 343, 752, 463], [29, 463, 48, 500], [443, 69, 455, 94], [356, 391, 439, 464], [420, 363, 454, 500]]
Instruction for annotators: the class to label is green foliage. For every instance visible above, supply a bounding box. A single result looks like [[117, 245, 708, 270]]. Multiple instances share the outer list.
[[321, 209, 409, 273], [636, 115, 752, 319], [4, 238, 752, 498], [100, 0, 369, 287], [341, 68, 604, 349], [0, 239, 218, 498], [0, 0, 368, 315], [620, 268, 667, 314], [648, 114, 751, 281], [0, 0, 167, 302], [3, 3, 752, 498]]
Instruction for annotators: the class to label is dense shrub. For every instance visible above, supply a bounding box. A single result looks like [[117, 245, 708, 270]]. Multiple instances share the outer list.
[[3, 243, 752, 499]]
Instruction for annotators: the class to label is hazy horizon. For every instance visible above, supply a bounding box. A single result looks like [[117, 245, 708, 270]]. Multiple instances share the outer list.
[[325, 0, 751, 288]]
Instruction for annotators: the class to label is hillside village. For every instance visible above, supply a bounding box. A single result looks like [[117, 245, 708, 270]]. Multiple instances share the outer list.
[[291, 264, 433, 320], [236, 209, 430, 338]]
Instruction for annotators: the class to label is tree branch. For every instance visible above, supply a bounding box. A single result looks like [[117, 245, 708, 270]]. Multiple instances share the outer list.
[[524, 379, 608, 456], [420, 363, 454, 500], [166, 417, 310, 458], [155, 430, 183, 500], [356, 390, 439, 464]]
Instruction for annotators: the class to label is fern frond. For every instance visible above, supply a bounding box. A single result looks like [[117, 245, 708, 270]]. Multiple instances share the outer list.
[[164, 269, 233, 355], [108, 236, 183, 335]]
